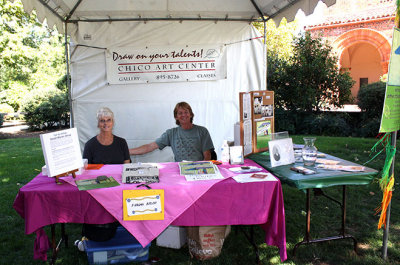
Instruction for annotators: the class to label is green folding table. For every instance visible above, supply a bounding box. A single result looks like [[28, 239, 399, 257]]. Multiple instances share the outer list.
[[249, 152, 378, 256]]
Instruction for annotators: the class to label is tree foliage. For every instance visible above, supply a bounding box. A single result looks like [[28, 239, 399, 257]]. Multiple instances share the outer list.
[[355, 81, 386, 137], [253, 20, 353, 111], [22, 87, 70, 130], [357, 81, 386, 119], [269, 32, 354, 112], [253, 18, 297, 61], [0, 0, 65, 111]]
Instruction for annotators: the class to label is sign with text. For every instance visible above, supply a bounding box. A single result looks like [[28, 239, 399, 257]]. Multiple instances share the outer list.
[[40, 128, 83, 177], [106, 45, 226, 84], [380, 28, 400, 132], [123, 189, 164, 221]]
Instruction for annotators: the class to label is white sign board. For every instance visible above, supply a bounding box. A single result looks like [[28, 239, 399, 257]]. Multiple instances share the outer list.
[[268, 138, 295, 168], [40, 128, 83, 177], [126, 195, 162, 217], [106, 45, 226, 84]]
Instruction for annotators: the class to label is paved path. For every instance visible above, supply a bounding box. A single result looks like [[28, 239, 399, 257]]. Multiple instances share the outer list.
[[0, 121, 44, 139], [1, 121, 29, 134]]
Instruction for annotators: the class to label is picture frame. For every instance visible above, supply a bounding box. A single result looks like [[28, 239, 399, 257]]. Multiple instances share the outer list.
[[268, 138, 295, 167], [254, 118, 274, 152]]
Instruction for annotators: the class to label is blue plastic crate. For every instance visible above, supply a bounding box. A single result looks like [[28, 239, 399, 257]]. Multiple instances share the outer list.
[[83, 226, 150, 265]]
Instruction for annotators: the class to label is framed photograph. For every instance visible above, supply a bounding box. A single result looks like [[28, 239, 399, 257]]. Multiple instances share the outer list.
[[254, 117, 274, 153], [268, 138, 295, 167], [253, 96, 262, 115], [262, 104, 273, 118]]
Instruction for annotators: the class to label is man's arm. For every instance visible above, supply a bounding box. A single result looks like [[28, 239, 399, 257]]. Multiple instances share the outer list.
[[129, 142, 159, 155], [203, 149, 211, 161]]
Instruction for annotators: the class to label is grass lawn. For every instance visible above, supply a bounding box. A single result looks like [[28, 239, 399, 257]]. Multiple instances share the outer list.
[[1, 135, 400, 264]]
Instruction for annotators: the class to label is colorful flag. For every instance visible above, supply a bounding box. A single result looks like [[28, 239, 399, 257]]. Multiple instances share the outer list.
[[379, 28, 400, 132]]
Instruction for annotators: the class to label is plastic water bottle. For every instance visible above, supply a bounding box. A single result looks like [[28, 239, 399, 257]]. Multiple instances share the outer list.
[[221, 140, 230, 163]]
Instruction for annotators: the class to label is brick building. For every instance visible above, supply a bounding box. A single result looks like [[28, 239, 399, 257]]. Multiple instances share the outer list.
[[305, 0, 396, 98]]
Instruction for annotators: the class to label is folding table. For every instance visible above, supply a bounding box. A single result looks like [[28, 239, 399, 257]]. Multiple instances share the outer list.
[[249, 152, 378, 256]]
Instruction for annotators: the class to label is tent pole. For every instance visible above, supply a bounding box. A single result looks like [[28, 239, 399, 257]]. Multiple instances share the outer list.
[[64, 21, 73, 127], [264, 20, 268, 90], [382, 131, 397, 259], [382, 6, 399, 259]]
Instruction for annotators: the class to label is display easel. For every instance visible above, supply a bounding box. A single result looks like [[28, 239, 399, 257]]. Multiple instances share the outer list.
[[54, 169, 78, 184], [239, 90, 274, 156]]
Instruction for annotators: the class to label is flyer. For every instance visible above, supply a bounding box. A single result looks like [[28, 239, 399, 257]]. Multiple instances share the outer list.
[[40, 128, 83, 177]]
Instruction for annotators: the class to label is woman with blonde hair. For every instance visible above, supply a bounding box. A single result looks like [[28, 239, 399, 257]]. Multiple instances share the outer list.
[[83, 107, 130, 165], [81, 107, 130, 242]]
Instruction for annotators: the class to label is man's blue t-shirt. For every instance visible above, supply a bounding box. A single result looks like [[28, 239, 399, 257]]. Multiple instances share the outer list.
[[155, 124, 214, 162]]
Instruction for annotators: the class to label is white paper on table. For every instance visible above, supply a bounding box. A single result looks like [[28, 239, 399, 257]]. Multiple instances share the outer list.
[[184, 172, 225, 181], [228, 166, 262, 174], [316, 164, 365, 172], [232, 172, 277, 183]]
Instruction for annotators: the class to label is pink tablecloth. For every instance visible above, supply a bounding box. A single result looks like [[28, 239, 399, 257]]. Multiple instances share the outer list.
[[13, 159, 287, 261]]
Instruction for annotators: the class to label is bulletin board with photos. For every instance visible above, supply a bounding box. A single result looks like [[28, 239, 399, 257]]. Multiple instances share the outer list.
[[239, 90, 274, 156]]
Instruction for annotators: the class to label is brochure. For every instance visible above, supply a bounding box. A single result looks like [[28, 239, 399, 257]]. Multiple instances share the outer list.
[[75, 176, 120, 191], [316, 164, 365, 172], [179, 161, 216, 175], [315, 159, 340, 165], [178, 161, 223, 181], [122, 163, 159, 184]]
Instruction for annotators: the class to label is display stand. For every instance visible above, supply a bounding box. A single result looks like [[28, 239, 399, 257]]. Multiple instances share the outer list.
[[239, 90, 274, 156], [54, 169, 78, 184]]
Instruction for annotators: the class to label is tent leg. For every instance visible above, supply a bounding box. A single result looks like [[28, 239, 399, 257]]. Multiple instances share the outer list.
[[64, 21, 74, 127], [382, 130, 397, 259]]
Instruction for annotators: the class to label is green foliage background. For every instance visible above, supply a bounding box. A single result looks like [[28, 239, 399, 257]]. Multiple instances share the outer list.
[[0, 0, 65, 112], [254, 20, 360, 137], [266, 31, 354, 112]]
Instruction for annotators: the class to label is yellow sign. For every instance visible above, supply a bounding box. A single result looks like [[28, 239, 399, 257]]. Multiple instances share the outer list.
[[123, 189, 164, 221]]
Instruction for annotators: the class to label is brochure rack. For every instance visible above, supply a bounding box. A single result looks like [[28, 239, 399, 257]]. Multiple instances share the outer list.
[[239, 90, 274, 156]]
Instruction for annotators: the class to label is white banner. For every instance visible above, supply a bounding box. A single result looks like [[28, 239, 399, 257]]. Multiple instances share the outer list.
[[106, 45, 227, 84]]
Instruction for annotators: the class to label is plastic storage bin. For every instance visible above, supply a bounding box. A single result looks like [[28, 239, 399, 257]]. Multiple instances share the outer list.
[[156, 225, 187, 249], [83, 226, 150, 265]]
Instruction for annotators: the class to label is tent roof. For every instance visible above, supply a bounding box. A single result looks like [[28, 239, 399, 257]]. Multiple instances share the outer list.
[[17, 0, 336, 33]]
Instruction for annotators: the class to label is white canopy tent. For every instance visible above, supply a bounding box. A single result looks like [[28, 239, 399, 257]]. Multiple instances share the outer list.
[[16, 0, 336, 162]]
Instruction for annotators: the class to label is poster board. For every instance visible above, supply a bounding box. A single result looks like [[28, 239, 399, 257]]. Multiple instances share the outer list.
[[239, 90, 274, 156], [379, 27, 400, 133], [40, 128, 83, 178]]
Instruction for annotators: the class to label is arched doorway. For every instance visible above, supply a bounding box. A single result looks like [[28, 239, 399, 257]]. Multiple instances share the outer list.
[[333, 28, 391, 98]]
